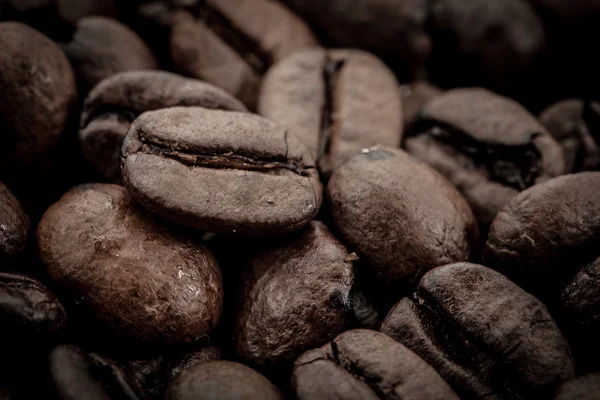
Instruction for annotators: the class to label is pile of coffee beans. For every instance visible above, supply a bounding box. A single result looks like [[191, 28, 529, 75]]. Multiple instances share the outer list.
[[2, 0, 600, 398]]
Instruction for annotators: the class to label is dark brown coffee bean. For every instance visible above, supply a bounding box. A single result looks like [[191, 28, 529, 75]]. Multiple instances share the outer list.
[[37, 184, 223, 344], [48, 345, 149, 400], [0, 183, 29, 266], [327, 146, 478, 290], [405, 88, 565, 224], [80, 70, 247, 182], [428, 0, 545, 91], [484, 172, 600, 297], [234, 221, 354, 367], [121, 107, 322, 236], [539, 99, 600, 173], [170, 0, 318, 108], [61, 17, 158, 91], [293, 329, 459, 400], [259, 48, 403, 176], [0, 22, 76, 167], [555, 372, 600, 400], [381, 263, 574, 400], [0, 272, 67, 343], [167, 346, 222, 383], [279, 0, 431, 70], [165, 360, 283, 400], [400, 81, 442, 131]]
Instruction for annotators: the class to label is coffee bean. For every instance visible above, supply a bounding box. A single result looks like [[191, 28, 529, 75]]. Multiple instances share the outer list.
[[48, 345, 149, 400], [484, 172, 600, 297], [400, 81, 442, 131], [279, 0, 431, 70], [234, 221, 354, 367], [405, 88, 565, 224], [259, 48, 403, 177], [121, 107, 322, 236], [0, 22, 76, 167], [80, 70, 247, 182], [0, 272, 67, 344], [555, 372, 600, 400], [293, 329, 459, 400], [167, 346, 223, 383], [539, 99, 600, 173], [428, 0, 545, 91], [37, 184, 223, 344], [0, 183, 29, 266], [170, 0, 318, 108], [327, 146, 478, 290], [165, 360, 283, 400], [381, 262, 574, 400], [61, 17, 158, 92]]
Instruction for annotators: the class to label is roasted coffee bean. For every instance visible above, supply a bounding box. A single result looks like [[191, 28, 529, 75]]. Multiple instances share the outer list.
[[234, 221, 354, 367], [167, 346, 222, 382], [555, 372, 600, 400], [170, 0, 318, 108], [405, 88, 565, 224], [0, 272, 66, 344], [400, 81, 442, 131], [484, 172, 600, 297], [48, 345, 149, 400], [80, 70, 247, 182], [121, 107, 322, 236], [539, 99, 600, 173], [279, 0, 431, 71], [327, 146, 478, 291], [381, 263, 574, 400], [293, 329, 458, 400], [259, 48, 403, 177], [0, 183, 29, 266], [37, 184, 223, 344], [0, 22, 76, 167], [428, 0, 545, 91], [61, 17, 158, 92], [165, 360, 283, 400], [560, 256, 600, 370]]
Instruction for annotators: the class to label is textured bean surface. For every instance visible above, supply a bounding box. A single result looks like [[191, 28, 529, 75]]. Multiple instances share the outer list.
[[37, 184, 223, 344], [80, 70, 246, 182], [293, 329, 459, 400], [0, 22, 76, 166], [235, 221, 354, 366], [484, 172, 600, 295], [406, 88, 564, 224], [381, 263, 574, 400], [122, 107, 322, 236], [327, 146, 478, 289], [259, 48, 403, 176], [165, 361, 283, 400]]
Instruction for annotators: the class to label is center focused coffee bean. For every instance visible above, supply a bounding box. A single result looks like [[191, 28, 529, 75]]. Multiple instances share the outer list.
[[170, 0, 318, 108], [381, 263, 574, 400], [259, 48, 403, 177], [121, 107, 322, 236], [293, 329, 459, 400], [165, 361, 283, 400], [80, 70, 246, 182], [405, 88, 564, 224], [327, 146, 478, 290], [234, 221, 354, 367], [37, 184, 223, 344]]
